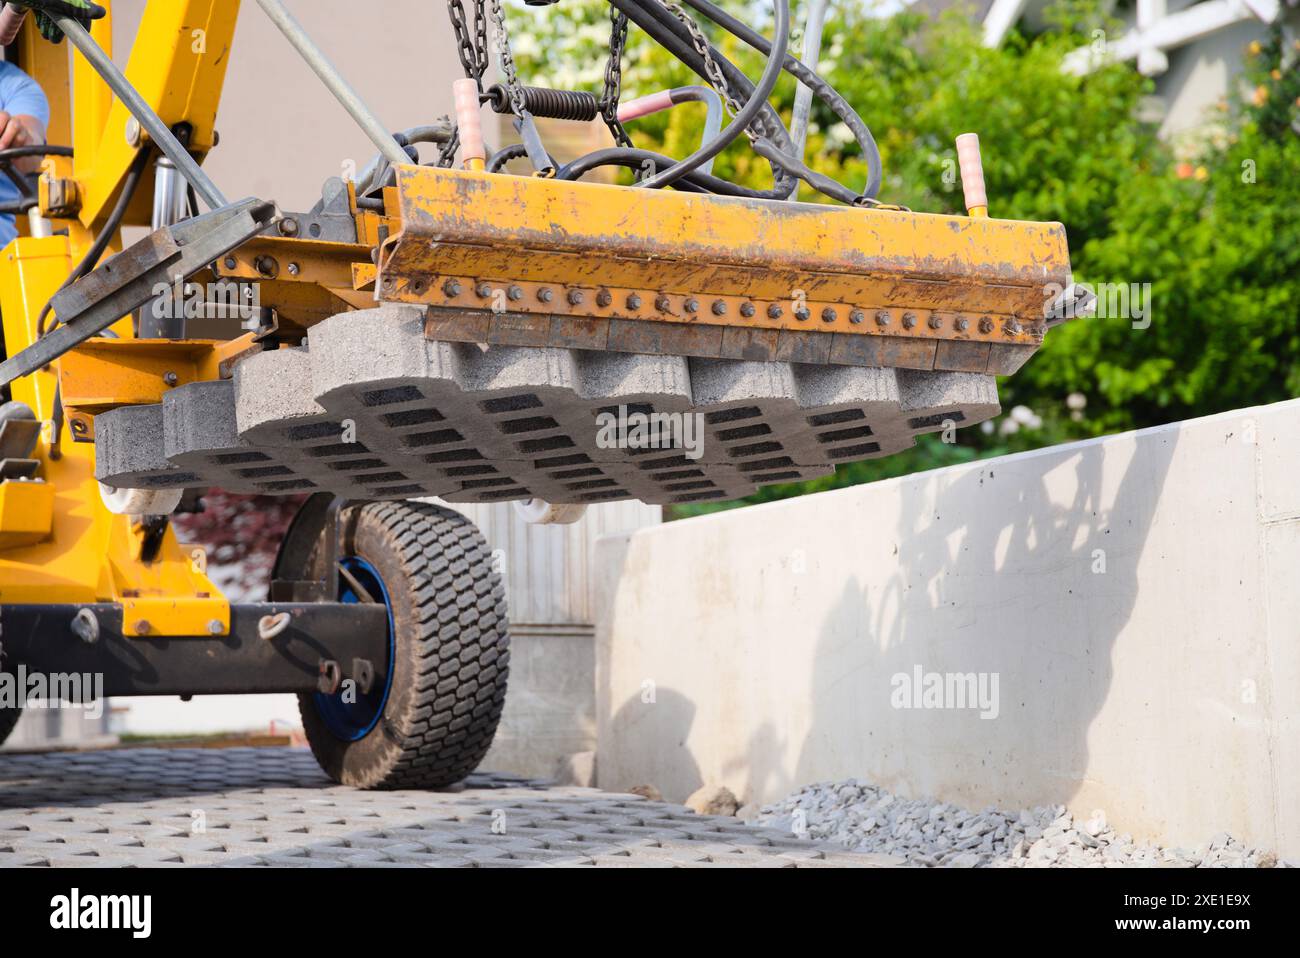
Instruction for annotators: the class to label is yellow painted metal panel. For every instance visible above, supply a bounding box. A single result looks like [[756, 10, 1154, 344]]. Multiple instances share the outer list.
[[78, 0, 239, 226], [0, 481, 55, 550], [381, 166, 1071, 342]]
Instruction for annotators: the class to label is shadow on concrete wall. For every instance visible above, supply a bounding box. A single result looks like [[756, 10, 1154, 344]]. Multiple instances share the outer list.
[[794, 426, 1180, 811], [605, 688, 704, 799]]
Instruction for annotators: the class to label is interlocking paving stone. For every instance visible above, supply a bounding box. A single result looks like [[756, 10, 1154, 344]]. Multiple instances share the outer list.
[[0, 747, 895, 868], [95, 304, 999, 505]]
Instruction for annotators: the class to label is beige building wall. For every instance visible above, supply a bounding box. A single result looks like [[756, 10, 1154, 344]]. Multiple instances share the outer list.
[[111, 0, 462, 212]]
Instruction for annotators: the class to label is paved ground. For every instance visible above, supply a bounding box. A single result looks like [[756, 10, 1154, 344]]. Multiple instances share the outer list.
[[0, 747, 896, 868]]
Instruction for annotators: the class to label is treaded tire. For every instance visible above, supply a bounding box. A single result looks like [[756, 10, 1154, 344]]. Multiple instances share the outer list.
[[298, 501, 510, 789], [0, 705, 21, 747]]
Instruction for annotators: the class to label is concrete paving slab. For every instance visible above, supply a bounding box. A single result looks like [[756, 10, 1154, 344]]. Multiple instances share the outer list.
[[0, 747, 894, 868]]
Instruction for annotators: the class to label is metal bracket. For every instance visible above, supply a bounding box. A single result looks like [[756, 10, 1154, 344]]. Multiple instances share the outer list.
[[317, 659, 342, 695], [352, 658, 375, 695], [0, 197, 276, 388]]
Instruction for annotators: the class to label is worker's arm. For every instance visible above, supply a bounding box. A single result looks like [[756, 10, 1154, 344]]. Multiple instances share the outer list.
[[0, 58, 49, 173], [0, 111, 46, 172]]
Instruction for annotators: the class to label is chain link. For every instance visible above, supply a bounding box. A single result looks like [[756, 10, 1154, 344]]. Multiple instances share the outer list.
[[663, 2, 747, 122], [599, 9, 634, 149], [489, 0, 528, 117], [448, 0, 490, 90], [442, 0, 492, 167]]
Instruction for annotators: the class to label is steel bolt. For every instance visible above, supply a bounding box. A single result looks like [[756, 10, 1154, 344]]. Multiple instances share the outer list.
[[875, 310, 890, 327], [929, 314, 943, 330], [902, 312, 917, 329], [979, 316, 994, 334], [821, 307, 837, 324], [134, 620, 151, 636], [162, 371, 179, 387], [1005, 319, 1022, 336], [684, 298, 699, 313], [767, 303, 784, 319], [475, 282, 492, 298], [287, 262, 301, 277], [279, 217, 299, 237], [70, 608, 99, 645], [626, 293, 642, 310], [442, 279, 462, 297], [223, 256, 237, 270], [955, 317, 969, 332], [795, 307, 810, 322], [850, 309, 865, 325], [711, 300, 727, 316], [655, 295, 672, 312], [567, 289, 585, 306], [740, 302, 756, 318], [207, 619, 224, 636], [596, 289, 612, 307], [537, 287, 554, 303], [507, 285, 523, 301]]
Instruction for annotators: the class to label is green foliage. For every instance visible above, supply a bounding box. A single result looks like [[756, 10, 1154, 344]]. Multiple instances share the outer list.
[[503, 2, 1300, 516]]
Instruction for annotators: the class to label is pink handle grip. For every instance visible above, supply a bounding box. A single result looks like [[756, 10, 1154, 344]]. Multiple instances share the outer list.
[[616, 90, 675, 123], [955, 132, 987, 212], [0, 4, 29, 46], [453, 78, 485, 165]]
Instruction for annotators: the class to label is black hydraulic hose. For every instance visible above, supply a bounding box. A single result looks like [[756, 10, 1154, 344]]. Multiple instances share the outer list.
[[487, 144, 527, 173], [557, 147, 788, 198], [0, 144, 75, 161], [37, 147, 150, 336], [751, 137, 860, 204], [0, 144, 76, 210], [680, 0, 883, 199], [486, 143, 559, 174], [609, 0, 797, 196]]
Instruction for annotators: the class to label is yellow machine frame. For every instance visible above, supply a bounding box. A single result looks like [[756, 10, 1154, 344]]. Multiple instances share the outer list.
[[0, 0, 238, 636]]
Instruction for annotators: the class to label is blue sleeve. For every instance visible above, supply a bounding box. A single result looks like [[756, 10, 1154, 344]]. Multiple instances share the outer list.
[[0, 62, 50, 127]]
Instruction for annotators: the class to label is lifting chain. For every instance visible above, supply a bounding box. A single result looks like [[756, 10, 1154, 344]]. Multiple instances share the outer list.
[[487, 0, 554, 175], [449, 0, 490, 90], [663, 2, 758, 142], [488, 0, 529, 118], [600, 8, 635, 149], [440, 0, 490, 167]]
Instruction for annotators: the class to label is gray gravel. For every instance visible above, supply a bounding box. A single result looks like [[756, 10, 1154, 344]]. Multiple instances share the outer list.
[[751, 779, 1292, 868]]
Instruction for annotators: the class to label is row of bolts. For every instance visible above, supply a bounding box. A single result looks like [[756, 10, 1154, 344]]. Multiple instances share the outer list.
[[436, 277, 1015, 334]]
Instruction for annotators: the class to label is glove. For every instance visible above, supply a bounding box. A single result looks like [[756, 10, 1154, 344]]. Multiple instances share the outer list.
[[26, 0, 106, 44]]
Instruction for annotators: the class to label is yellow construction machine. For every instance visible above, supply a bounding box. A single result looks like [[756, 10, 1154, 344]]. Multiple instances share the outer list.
[[0, 0, 1080, 786]]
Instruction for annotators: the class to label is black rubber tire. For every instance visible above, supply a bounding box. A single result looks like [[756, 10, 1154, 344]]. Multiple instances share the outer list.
[[298, 501, 510, 789], [0, 704, 21, 747]]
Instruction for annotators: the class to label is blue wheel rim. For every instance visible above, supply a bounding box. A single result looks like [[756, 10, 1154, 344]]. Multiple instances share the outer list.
[[313, 556, 396, 741]]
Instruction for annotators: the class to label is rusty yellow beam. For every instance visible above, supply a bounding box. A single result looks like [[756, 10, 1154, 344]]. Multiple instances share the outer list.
[[381, 166, 1070, 326]]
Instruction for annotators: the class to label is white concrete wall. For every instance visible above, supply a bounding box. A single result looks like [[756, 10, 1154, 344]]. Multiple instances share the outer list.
[[595, 399, 1300, 856], [3, 705, 115, 751]]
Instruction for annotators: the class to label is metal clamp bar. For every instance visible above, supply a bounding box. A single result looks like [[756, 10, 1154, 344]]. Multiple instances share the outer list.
[[0, 602, 390, 697], [255, 0, 411, 170], [56, 15, 228, 211], [0, 197, 275, 387]]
